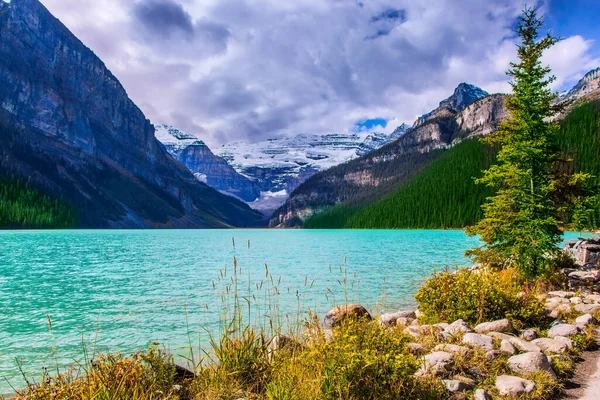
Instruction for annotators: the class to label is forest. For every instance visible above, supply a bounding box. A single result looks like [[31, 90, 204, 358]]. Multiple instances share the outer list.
[[305, 101, 600, 229]]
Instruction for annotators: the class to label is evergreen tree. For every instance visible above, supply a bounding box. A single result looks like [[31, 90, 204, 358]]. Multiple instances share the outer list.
[[466, 8, 596, 276]]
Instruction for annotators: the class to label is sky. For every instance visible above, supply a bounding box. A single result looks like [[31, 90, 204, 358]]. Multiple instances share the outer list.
[[36, 0, 600, 147]]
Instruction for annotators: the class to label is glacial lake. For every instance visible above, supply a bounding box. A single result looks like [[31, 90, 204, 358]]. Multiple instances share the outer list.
[[0, 229, 586, 395]]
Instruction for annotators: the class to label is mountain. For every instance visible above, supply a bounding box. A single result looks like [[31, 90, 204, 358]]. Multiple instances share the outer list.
[[0, 0, 265, 228], [414, 83, 489, 127], [156, 124, 410, 211], [269, 84, 505, 227], [273, 71, 600, 228], [155, 125, 260, 203]]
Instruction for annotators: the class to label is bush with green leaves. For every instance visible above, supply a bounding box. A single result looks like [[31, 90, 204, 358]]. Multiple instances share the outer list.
[[415, 268, 545, 325]]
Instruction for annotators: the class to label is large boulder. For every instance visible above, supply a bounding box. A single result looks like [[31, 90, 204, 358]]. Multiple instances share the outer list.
[[323, 304, 371, 328], [496, 375, 535, 396], [575, 313, 597, 326], [474, 319, 512, 334], [463, 333, 494, 350], [507, 352, 557, 380], [547, 323, 583, 338]]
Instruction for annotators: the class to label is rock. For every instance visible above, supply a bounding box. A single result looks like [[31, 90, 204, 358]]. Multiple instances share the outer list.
[[267, 335, 301, 360], [575, 313, 597, 326], [583, 294, 600, 304], [488, 332, 542, 352], [496, 375, 536, 396], [547, 303, 572, 318], [569, 270, 600, 282], [570, 297, 583, 304], [445, 319, 473, 335], [174, 364, 195, 380], [323, 304, 371, 328], [547, 324, 583, 338], [407, 343, 425, 355], [434, 322, 450, 330], [548, 291, 576, 298], [379, 310, 416, 326], [553, 336, 575, 349], [500, 340, 517, 355], [474, 319, 512, 334], [433, 344, 471, 355], [454, 375, 476, 385], [520, 329, 538, 341], [507, 352, 557, 380], [404, 325, 442, 338], [485, 350, 501, 361], [420, 351, 454, 376], [531, 338, 569, 354], [575, 303, 600, 314], [463, 333, 494, 350], [442, 379, 472, 392], [395, 317, 415, 327], [475, 388, 492, 400], [404, 326, 422, 338], [546, 297, 571, 306]]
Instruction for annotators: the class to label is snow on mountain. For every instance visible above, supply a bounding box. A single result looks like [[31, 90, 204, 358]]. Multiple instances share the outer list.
[[156, 122, 408, 210]]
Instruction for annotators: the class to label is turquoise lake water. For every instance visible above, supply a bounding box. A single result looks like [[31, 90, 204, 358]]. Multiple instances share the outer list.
[[0, 229, 585, 395]]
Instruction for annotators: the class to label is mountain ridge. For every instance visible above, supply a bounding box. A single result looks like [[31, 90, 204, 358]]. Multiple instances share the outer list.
[[0, 0, 265, 228]]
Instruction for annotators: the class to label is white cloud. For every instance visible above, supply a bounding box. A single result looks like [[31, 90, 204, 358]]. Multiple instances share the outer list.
[[37, 0, 599, 147]]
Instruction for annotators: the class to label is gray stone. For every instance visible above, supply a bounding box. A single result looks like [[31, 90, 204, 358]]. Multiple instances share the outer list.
[[575, 303, 600, 314], [507, 352, 557, 380], [420, 351, 454, 376], [553, 336, 575, 349], [583, 294, 600, 304], [570, 296, 583, 304], [395, 317, 415, 327], [445, 319, 473, 335], [379, 310, 416, 326], [548, 303, 572, 318], [434, 322, 450, 330], [463, 333, 494, 350], [496, 375, 535, 396], [569, 270, 600, 282], [485, 350, 501, 361], [500, 340, 517, 355], [442, 379, 472, 392], [488, 332, 542, 352], [407, 343, 425, 355], [433, 344, 471, 355], [474, 319, 512, 334], [575, 313, 597, 326], [547, 323, 583, 338], [531, 338, 569, 354], [475, 388, 492, 400], [520, 329, 538, 341]]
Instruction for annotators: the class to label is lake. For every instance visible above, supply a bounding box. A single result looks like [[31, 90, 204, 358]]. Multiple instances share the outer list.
[[0, 229, 584, 395]]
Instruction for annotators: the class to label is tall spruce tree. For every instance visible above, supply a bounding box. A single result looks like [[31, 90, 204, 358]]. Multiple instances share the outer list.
[[466, 8, 595, 276]]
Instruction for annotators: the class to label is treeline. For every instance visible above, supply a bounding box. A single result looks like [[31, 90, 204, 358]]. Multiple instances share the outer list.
[[305, 101, 600, 229], [305, 139, 496, 229], [0, 175, 75, 228]]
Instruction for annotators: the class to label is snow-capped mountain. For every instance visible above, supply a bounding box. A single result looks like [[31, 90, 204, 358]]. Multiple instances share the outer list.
[[156, 124, 409, 211], [216, 128, 409, 209], [155, 125, 260, 203], [414, 83, 489, 127]]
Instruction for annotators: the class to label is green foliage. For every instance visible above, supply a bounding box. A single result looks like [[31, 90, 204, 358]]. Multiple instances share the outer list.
[[0, 175, 74, 228], [467, 8, 597, 276], [415, 268, 545, 325], [306, 139, 496, 229]]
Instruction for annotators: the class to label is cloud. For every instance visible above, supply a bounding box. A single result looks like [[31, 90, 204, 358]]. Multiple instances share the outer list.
[[37, 0, 599, 147]]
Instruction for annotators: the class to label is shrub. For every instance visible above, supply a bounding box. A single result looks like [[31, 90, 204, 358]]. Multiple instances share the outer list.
[[415, 268, 545, 325]]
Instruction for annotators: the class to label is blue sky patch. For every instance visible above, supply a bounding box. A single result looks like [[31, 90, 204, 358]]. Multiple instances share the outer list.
[[354, 118, 387, 131]]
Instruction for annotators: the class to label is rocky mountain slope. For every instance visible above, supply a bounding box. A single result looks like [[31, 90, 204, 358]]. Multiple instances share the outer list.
[[0, 0, 265, 228], [269, 84, 507, 227], [272, 71, 600, 228], [157, 123, 410, 210], [155, 125, 260, 203]]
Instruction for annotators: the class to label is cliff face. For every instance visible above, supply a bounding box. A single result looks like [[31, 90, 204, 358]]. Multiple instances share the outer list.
[[270, 88, 506, 227], [0, 0, 265, 228], [155, 125, 260, 203]]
